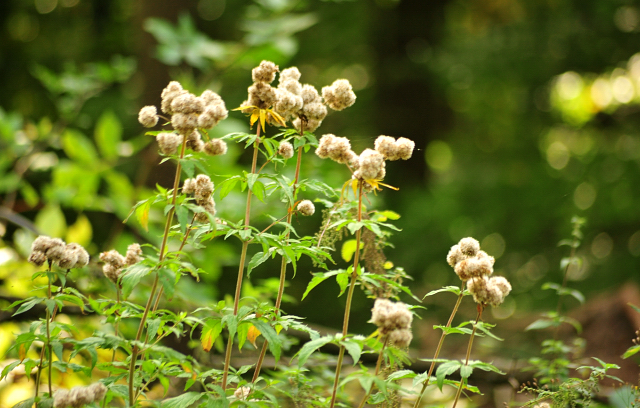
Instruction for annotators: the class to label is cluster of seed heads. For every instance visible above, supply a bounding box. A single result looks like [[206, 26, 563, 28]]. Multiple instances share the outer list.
[[240, 60, 356, 133], [29, 236, 89, 270], [53, 382, 107, 408], [99, 243, 143, 284], [315, 134, 415, 188], [447, 237, 512, 306], [138, 81, 229, 156], [183, 174, 216, 223], [370, 298, 413, 347], [296, 200, 315, 216]]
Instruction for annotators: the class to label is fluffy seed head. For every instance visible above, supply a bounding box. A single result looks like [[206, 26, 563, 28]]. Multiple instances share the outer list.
[[156, 132, 182, 155], [204, 139, 228, 156], [31, 235, 53, 253], [138, 106, 158, 128], [171, 113, 198, 134], [195, 197, 216, 223], [100, 250, 126, 269], [374, 136, 399, 161], [396, 137, 415, 160], [125, 243, 142, 266], [58, 245, 79, 269], [300, 84, 321, 104], [388, 328, 413, 348], [280, 67, 301, 82], [322, 79, 356, 111], [195, 174, 214, 202], [68, 243, 90, 268], [252, 60, 279, 83], [46, 239, 66, 262], [183, 178, 196, 194], [278, 141, 294, 159], [29, 251, 46, 266], [459, 237, 480, 256], [354, 149, 385, 180], [370, 298, 413, 334], [279, 78, 302, 96], [297, 200, 315, 216], [293, 117, 322, 133], [234, 386, 251, 400]]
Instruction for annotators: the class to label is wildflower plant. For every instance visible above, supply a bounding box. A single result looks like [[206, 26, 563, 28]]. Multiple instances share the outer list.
[[2, 59, 518, 408]]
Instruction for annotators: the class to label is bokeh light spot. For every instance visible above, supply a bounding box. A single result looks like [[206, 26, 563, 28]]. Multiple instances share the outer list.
[[546, 141, 570, 170], [612, 74, 634, 103], [34, 0, 57, 14], [591, 232, 613, 259], [425, 140, 452, 172], [573, 182, 596, 210], [198, 0, 225, 21], [557, 71, 583, 100], [481, 233, 505, 259], [590, 78, 613, 109], [629, 231, 640, 257]]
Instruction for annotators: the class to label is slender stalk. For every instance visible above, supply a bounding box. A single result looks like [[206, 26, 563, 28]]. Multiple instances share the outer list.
[[128, 139, 187, 407], [356, 336, 389, 408], [413, 285, 465, 408], [222, 125, 262, 390], [34, 265, 54, 400], [451, 305, 484, 408], [252, 145, 304, 383], [102, 287, 121, 408], [329, 181, 364, 408]]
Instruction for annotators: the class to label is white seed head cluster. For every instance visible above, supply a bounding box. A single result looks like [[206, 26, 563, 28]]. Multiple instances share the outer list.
[[297, 200, 315, 216], [29, 236, 89, 270], [322, 79, 356, 111], [374, 136, 415, 161], [252, 60, 279, 83], [353, 148, 385, 181], [234, 386, 251, 400], [533, 403, 550, 408], [204, 138, 228, 156], [278, 141, 294, 159], [138, 105, 158, 128], [183, 175, 216, 223], [315, 134, 357, 165], [370, 298, 413, 347], [186, 130, 205, 153], [100, 243, 143, 284], [53, 382, 107, 408], [159, 81, 228, 134], [156, 132, 183, 155], [447, 237, 512, 306]]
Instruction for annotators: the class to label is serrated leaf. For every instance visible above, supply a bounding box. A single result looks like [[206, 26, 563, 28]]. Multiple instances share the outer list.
[[296, 335, 333, 367], [460, 365, 473, 379], [12, 297, 42, 317], [250, 319, 281, 362], [120, 263, 154, 299], [342, 339, 363, 365], [252, 180, 265, 202], [160, 392, 202, 408], [301, 270, 341, 300], [435, 360, 461, 391], [336, 270, 350, 297], [201, 320, 222, 352]]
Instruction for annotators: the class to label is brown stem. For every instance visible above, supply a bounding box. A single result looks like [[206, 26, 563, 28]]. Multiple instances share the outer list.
[[34, 265, 55, 400], [128, 139, 187, 407], [413, 285, 465, 408], [222, 125, 262, 390], [252, 145, 304, 383], [329, 181, 364, 408], [451, 305, 483, 408], [356, 336, 389, 408]]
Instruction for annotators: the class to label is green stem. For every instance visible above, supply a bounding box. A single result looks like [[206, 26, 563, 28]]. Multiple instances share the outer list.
[[356, 336, 388, 408], [451, 305, 483, 408], [34, 264, 54, 400], [329, 181, 364, 408], [222, 125, 262, 391], [46, 279, 52, 397], [413, 285, 465, 408], [128, 138, 187, 407], [252, 145, 304, 383]]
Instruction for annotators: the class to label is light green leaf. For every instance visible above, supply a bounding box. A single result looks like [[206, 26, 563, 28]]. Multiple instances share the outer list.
[[301, 270, 341, 300], [35, 204, 67, 238], [341, 239, 363, 262], [160, 391, 202, 408], [62, 129, 98, 165], [296, 335, 333, 367], [95, 110, 122, 160], [121, 263, 154, 298]]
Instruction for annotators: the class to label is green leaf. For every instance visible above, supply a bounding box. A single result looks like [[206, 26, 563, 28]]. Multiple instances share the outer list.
[[95, 110, 122, 160], [222, 314, 238, 343], [250, 319, 282, 362], [62, 129, 99, 165], [120, 263, 154, 299], [524, 318, 557, 331], [134, 199, 151, 231], [252, 180, 265, 202], [301, 270, 341, 300], [335, 270, 350, 297], [12, 297, 42, 317], [342, 339, 363, 365], [435, 360, 461, 391], [160, 391, 203, 408], [423, 286, 463, 299], [217, 177, 239, 200], [201, 320, 222, 352], [35, 204, 67, 238], [386, 369, 417, 381], [542, 282, 585, 304], [247, 251, 270, 276], [460, 365, 473, 379], [296, 335, 333, 367], [623, 345, 640, 359]]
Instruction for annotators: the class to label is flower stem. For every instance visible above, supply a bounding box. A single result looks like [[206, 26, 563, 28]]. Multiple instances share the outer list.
[[128, 139, 187, 407], [252, 144, 304, 383], [34, 265, 54, 400], [356, 336, 389, 408], [451, 305, 483, 408], [329, 181, 364, 408], [413, 285, 465, 408], [222, 125, 262, 391]]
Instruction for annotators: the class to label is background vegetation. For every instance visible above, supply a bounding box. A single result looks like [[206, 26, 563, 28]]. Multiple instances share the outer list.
[[1, 0, 640, 406]]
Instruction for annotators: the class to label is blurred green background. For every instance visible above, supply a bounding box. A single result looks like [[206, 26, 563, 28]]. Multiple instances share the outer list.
[[1, 0, 640, 401]]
